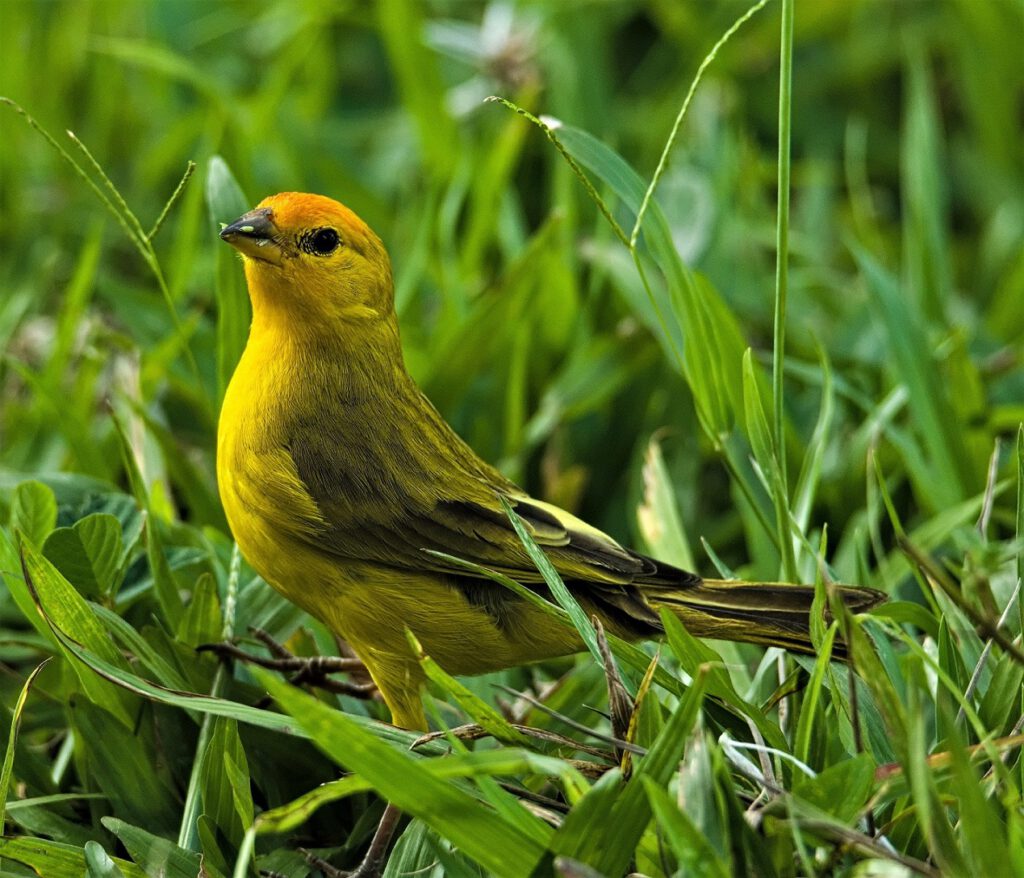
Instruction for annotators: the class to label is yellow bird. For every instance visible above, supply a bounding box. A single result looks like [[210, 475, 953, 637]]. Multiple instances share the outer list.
[[218, 192, 883, 733]]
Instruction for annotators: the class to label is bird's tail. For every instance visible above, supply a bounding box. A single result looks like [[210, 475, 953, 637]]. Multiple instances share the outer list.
[[644, 579, 885, 655]]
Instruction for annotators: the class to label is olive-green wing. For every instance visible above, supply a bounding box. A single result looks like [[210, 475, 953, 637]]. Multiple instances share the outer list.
[[282, 383, 704, 595], [285, 433, 693, 588], [414, 493, 667, 584], [322, 488, 668, 585]]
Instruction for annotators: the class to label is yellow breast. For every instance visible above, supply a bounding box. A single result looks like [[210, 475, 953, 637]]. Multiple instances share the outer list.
[[217, 334, 332, 604]]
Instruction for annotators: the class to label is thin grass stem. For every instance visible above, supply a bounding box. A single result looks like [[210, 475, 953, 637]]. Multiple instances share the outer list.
[[629, 0, 771, 248], [486, 96, 629, 246], [773, 0, 796, 582], [148, 160, 197, 241], [66, 129, 148, 245], [1, 99, 140, 248]]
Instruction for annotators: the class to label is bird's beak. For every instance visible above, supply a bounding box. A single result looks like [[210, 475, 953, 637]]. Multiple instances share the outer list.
[[220, 208, 285, 265]]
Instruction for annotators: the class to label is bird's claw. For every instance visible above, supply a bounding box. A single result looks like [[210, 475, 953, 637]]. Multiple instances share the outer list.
[[198, 627, 378, 698]]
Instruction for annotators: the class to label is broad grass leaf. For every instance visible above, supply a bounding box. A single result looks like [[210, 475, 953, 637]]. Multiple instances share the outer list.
[[791, 343, 835, 533], [205, 156, 251, 405], [428, 834, 492, 878], [92, 604, 191, 690], [5, 798, 102, 848], [548, 768, 622, 862], [384, 820, 445, 878], [874, 487, 1001, 589], [1018, 426, 1023, 637], [741, 348, 775, 476], [72, 702, 180, 836], [793, 625, 838, 768], [979, 651, 1024, 734], [590, 670, 708, 877], [257, 748, 582, 837], [870, 600, 939, 640], [0, 528, 58, 646], [811, 657, 897, 766], [642, 776, 729, 878], [84, 841, 127, 878], [40, 221, 103, 396], [552, 124, 751, 438], [196, 814, 230, 878], [376, 0, 458, 174], [41, 617, 392, 740], [90, 37, 225, 103], [101, 817, 201, 878], [43, 513, 124, 598], [901, 44, 952, 324], [677, 732, 724, 854], [550, 670, 707, 874], [133, 408, 227, 531], [904, 688, 969, 875], [178, 572, 222, 648], [941, 333, 991, 483], [0, 837, 146, 878], [110, 412, 185, 628], [9, 480, 57, 548], [256, 775, 372, 836], [936, 619, 968, 743], [524, 335, 645, 454], [20, 539, 136, 727], [943, 721, 1013, 878], [792, 753, 874, 824], [200, 718, 253, 847], [70, 490, 145, 559]]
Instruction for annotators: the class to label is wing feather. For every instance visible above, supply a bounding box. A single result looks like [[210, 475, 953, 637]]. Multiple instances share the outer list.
[[283, 403, 700, 596]]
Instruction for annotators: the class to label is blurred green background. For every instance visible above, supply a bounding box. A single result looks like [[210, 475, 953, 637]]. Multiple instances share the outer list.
[[1, 1, 1023, 876], [3, 0, 1022, 555]]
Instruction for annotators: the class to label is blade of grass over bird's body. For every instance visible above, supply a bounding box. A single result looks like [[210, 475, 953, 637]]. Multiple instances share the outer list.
[[499, 495, 603, 666]]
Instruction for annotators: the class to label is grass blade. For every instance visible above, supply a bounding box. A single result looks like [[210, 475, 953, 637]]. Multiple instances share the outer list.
[[257, 669, 552, 877]]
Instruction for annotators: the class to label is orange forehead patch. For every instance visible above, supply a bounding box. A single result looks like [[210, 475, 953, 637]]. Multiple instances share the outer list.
[[255, 192, 371, 239]]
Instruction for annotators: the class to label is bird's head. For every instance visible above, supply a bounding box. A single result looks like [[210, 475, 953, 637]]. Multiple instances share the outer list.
[[220, 193, 394, 330]]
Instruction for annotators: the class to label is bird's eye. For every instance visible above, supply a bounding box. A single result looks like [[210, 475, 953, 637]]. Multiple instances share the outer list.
[[304, 227, 341, 256]]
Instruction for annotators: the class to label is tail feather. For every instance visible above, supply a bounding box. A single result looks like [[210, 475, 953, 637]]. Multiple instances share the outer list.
[[645, 579, 886, 656]]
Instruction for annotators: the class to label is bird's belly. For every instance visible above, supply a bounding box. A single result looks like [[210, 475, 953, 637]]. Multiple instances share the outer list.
[[286, 562, 580, 676], [223, 473, 582, 674]]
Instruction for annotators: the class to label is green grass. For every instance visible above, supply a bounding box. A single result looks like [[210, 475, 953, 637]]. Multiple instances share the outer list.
[[2, 0, 1023, 876]]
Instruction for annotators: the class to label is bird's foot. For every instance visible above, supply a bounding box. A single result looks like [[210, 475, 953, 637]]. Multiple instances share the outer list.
[[199, 627, 377, 698]]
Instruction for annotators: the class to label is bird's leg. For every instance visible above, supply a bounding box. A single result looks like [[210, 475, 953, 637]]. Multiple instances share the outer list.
[[299, 803, 403, 878], [198, 627, 378, 699]]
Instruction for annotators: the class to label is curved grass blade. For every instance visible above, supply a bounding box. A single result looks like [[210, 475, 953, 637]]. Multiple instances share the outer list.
[[0, 837, 146, 878], [0, 659, 51, 865], [257, 669, 552, 877]]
